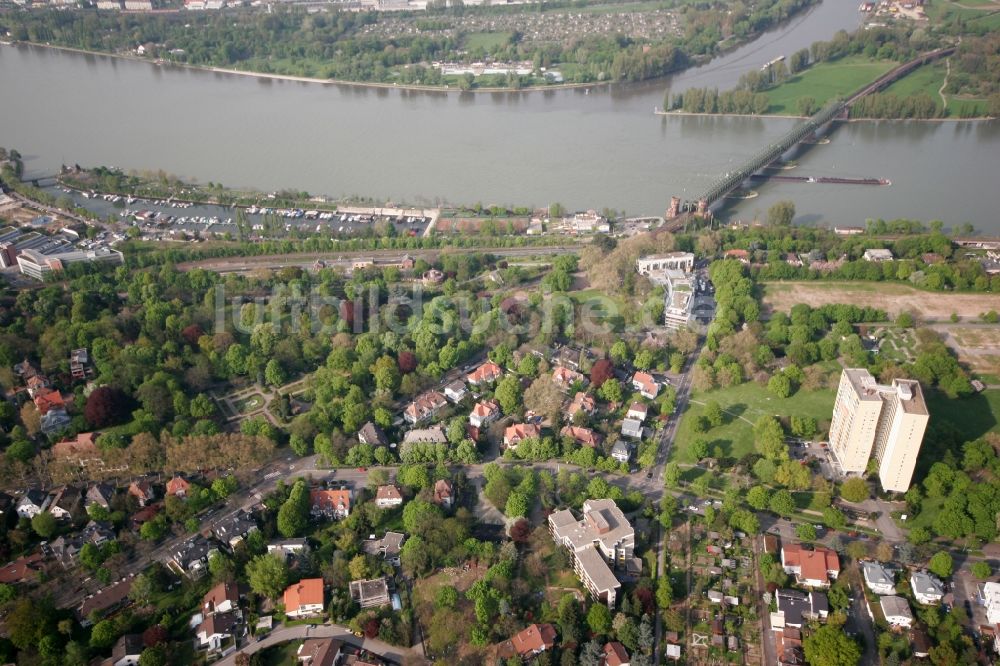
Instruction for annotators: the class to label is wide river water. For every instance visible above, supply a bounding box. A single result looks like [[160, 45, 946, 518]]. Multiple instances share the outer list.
[[2, 0, 999, 229]]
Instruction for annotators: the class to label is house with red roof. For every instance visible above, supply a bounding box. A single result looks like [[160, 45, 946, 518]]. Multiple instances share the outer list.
[[565, 392, 596, 419], [603, 641, 631, 666], [374, 485, 403, 509], [433, 479, 454, 508], [284, 578, 325, 618], [503, 423, 541, 449], [560, 425, 602, 448], [310, 489, 351, 519], [467, 361, 503, 386], [166, 475, 191, 498], [498, 623, 557, 660], [552, 366, 587, 390], [781, 544, 840, 588], [469, 400, 502, 429], [403, 391, 448, 425], [724, 248, 750, 264], [33, 388, 65, 415], [630, 372, 659, 399]]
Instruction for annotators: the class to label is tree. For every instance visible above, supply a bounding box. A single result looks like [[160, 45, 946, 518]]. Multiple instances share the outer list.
[[797, 96, 817, 116], [599, 379, 623, 404], [664, 462, 681, 488], [495, 376, 522, 415], [928, 551, 953, 578], [90, 619, 118, 649], [84, 386, 132, 427], [769, 490, 795, 516], [348, 555, 369, 580], [704, 400, 723, 427], [768, 373, 791, 398], [747, 485, 770, 510], [31, 511, 57, 538], [523, 376, 564, 425], [586, 603, 612, 634], [505, 491, 529, 518], [767, 200, 796, 227], [139, 646, 167, 666], [840, 477, 868, 503], [277, 479, 310, 538], [264, 359, 286, 387], [246, 554, 288, 599], [971, 561, 992, 579], [803, 624, 861, 666], [590, 359, 614, 388], [796, 523, 817, 541]]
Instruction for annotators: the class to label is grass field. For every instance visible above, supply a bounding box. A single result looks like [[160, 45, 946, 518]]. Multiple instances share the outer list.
[[761, 281, 1000, 320], [766, 56, 896, 114], [671, 384, 836, 463], [925, 388, 1000, 441], [462, 32, 513, 51], [883, 60, 945, 108]]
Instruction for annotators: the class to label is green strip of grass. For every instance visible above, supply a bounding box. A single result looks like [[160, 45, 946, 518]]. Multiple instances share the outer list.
[[765, 56, 896, 115]]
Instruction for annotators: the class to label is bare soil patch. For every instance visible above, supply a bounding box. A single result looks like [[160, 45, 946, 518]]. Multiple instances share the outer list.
[[762, 281, 1000, 320]]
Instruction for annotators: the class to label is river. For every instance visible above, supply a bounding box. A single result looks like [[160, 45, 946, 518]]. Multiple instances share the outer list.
[[1, 0, 999, 230]]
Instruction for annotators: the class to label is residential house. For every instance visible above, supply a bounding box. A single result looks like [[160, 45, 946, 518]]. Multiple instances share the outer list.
[[82, 520, 115, 546], [127, 480, 156, 507], [422, 268, 445, 285], [560, 425, 602, 448], [549, 499, 636, 607], [105, 633, 143, 666], [863, 248, 894, 262], [724, 248, 750, 263], [358, 422, 388, 448], [707, 590, 724, 604], [203, 580, 243, 616], [267, 538, 310, 560], [52, 433, 123, 472], [166, 475, 191, 498], [552, 366, 586, 390], [911, 625, 931, 659], [504, 423, 541, 449], [40, 406, 71, 435], [781, 544, 840, 588], [168, 535, 216, 577], [16, 489, 51, 519], [213, 511, 258, 551], [402, 426, 448, 446], [364, 532, 405, 566], [129, 503, 161, 530], [349, 577, 391, 608], [621, 419, 643, 439], [499, 623, 557, 660], [910, 571, 945, 605], [49, 485, 82, 521], [77, 576, 134, 625], [25, 374, 50, 398], [862, 561, 896, 595], [196, 611, 238, 652], [603, 641, 631, 666], [70, 348, 92, 380], [565, 392, 596, 419], [284, 578, 325, 618], [626, 402, 648, 422], [297, 638, 343, 666], [375, 485, 404, 509], [611, 440, 633, 464], [443, 380, 468, 403], [310, 489, 351, 519], [13, 358, 40, 380], [774, 589, 829, 628], [0, 552, 44, 584], [403, 391, 448, 425], [433, 479, 454, 508], [881, 596, 913, 628], [86, 482, 115, 510], [467, 361, 503, 386], [983, 581, 1000, 624], [631, 372, 659, 399], [469, 400, 502, 429], [33, 388, 66, 415]]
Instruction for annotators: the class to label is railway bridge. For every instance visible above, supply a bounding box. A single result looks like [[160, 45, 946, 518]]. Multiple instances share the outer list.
[[665, 47, 956, 223]]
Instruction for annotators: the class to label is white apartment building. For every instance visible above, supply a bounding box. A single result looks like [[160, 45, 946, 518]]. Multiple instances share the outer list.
[[828, 369, 929, 492], [548, 499, 635, 608], [636, 252, 694, 275]]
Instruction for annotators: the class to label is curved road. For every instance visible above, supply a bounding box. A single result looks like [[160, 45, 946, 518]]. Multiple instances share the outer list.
[[214, 622, 421, 666]]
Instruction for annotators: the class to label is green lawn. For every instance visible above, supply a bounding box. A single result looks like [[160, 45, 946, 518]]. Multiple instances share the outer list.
[[765, 56, 896, 114], [256, 640, 303, 666], [462, 32, 513, 51], [883, 61, 946, 108], [924, 388, 1000, 442], [671, 384, 837, 463], [946, 95, 991, 117]]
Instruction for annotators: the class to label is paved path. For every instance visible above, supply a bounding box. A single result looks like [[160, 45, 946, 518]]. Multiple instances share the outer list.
[[214, 623, 422, 666]]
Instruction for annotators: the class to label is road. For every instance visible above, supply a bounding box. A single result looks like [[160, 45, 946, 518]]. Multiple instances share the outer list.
[[214, 622, 418, 666], [174, 245, 581, 274]]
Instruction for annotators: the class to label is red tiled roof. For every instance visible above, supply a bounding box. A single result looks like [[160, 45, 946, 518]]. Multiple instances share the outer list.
[[560, 425, 601, 447], [631, 372, 658, 396], [33, 388, 65, 415], [471, 400, 501, 419], [603, 641, 630, 666], [783, 544, 839, 583], [311, 489, 351, 513], [166, 476, 190, 496], [467, 362, 503, 384], [375, 485, 402, 502], [284, 578, 324, 612], [0, 552, 43, 584], [404, 391, 447, 420], [552, 366, 583, 386], [52, 432, 99, 459], [504, 423, 541, 445], [510, 623, 557, 657]]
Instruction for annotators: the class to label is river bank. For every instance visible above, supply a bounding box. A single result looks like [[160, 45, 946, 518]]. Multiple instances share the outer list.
[[654, 109, 993, 121]]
